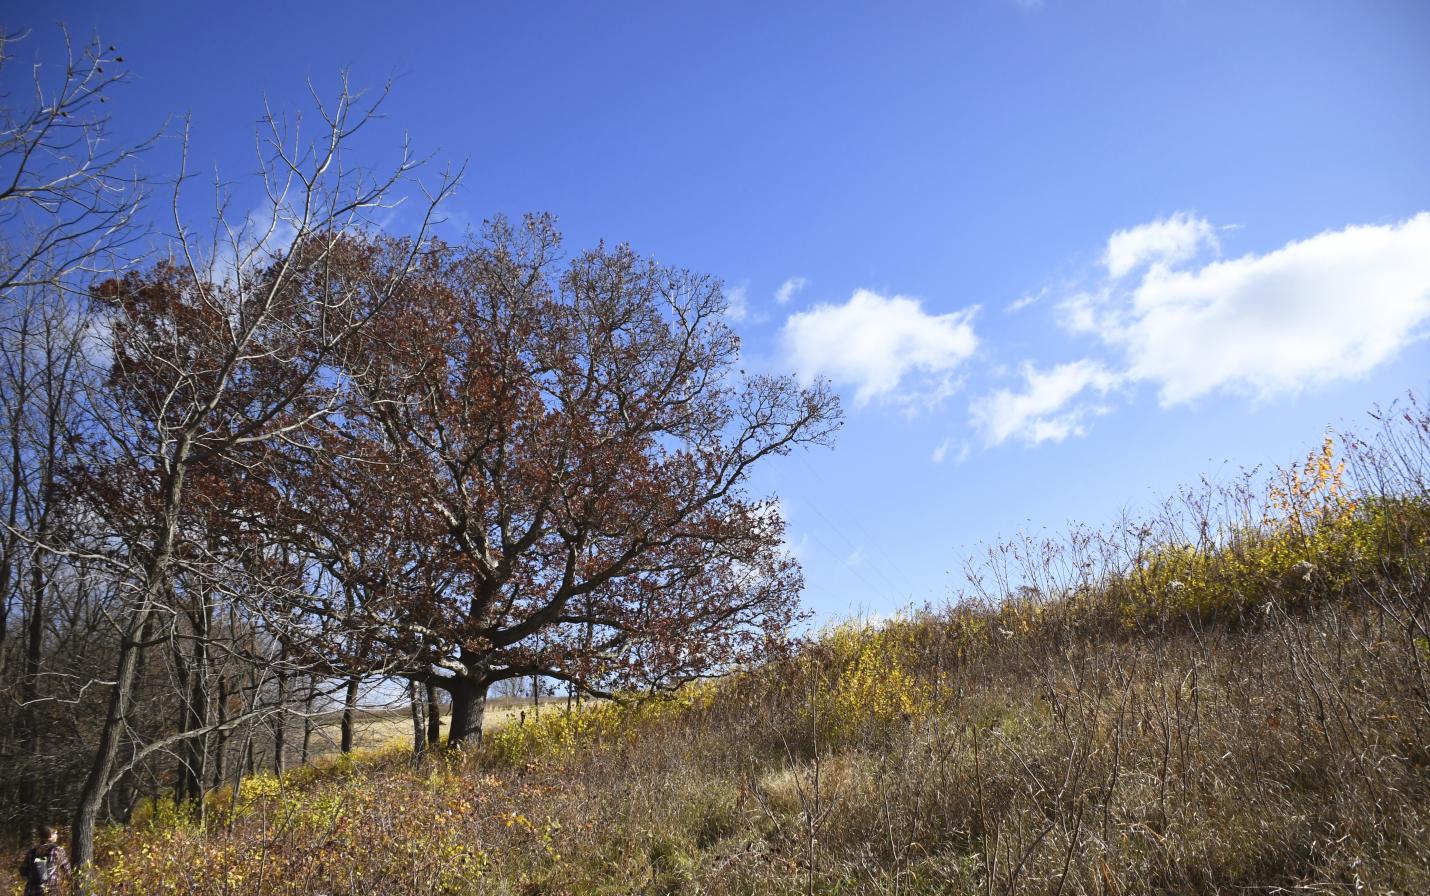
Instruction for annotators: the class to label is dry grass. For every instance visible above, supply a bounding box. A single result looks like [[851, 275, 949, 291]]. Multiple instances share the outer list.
[[85, 593, 1430, 895], [76, 400, 1430, 895]]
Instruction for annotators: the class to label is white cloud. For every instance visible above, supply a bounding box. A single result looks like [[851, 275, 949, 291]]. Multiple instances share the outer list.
[[1091, 213, 1430, 405], [775, 276, 807, 305], [1104, 212, 1217, 280], [977, 212, 1430, 446], [971, 360, 1121, 445], [844, 547, 864, 568], [930, 439, 952, 463], [724, 283, 750, 323], [780, 289, 979, 407]]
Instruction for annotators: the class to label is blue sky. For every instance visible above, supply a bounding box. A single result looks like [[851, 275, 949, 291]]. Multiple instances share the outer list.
[[8, 0, 1430, 619]]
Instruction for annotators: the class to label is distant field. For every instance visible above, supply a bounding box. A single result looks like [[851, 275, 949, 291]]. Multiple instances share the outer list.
[[299, 695, 571, 758]]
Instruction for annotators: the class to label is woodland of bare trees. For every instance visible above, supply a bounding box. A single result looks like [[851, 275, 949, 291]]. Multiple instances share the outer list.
[[0, 27, 839, 877]]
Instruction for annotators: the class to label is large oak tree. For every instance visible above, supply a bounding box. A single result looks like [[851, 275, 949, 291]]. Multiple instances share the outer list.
[[282, 215, 841, 743]]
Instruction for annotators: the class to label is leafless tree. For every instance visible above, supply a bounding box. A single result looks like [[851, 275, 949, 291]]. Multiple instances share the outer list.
[[0, 28, 151, 301], [61, 78, 459, 872], [0, 287, 113, 834], [0, 29, 152, 830]]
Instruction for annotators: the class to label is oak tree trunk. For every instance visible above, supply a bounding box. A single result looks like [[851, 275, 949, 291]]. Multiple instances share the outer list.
[[446, 678, 489, 746]]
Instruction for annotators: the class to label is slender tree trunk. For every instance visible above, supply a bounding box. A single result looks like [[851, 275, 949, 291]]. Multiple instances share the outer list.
[[22, 552, 43, 715], [188, 606, 211, 806], [340, 674, 360, 753], [408, 680, 426, 759], [273, 659, 289, 776], [0, 323, 29, 681], [272, 693, 287, 774], [212, 673, 230, 792], [425, 681, 442, 746], [21, 495, 52, 766], [71, 600, 156, 872], [172, 635, 191, 805], [0, 554, 13, 681], [227, 726, 249, 835], [19, 536, 46, 810], [0, 554, 14, 684], [109, 769, 142, 825], [175, 603, 209, 806], [446, 678, 489, 746], [72, 457, 186, 874], [301, 679, 315, 765]]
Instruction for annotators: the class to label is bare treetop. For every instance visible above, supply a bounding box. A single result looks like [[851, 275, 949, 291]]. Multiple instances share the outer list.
[[1, 29, 152, 299]]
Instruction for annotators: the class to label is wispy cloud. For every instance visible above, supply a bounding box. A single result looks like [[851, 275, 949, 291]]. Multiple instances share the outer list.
[[781, 289, 979, 408], [1006, 288, 1045, 313], [213, 201, 300, 289], [785, 533, 811, 561], [971, 360, 1121, 445], [775, 276, 808, 305], [930, 438, 971, 464]]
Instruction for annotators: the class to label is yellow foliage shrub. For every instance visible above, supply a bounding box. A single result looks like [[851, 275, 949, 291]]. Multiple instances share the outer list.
[[483, 685, 714, 766], [807, 618, 932, 743], [1112, 436, 1430, 627]]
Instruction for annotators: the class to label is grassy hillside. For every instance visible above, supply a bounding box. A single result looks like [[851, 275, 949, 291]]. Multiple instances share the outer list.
[[69, 404, 1430, 895]]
